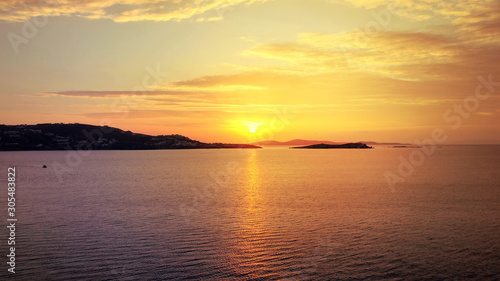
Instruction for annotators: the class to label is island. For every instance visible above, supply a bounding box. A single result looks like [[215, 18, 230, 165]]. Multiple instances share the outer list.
[[252, 139, 410, 146], [291, 142, 372, 149], [391, 145, 423, 148], [0, 123, 261, 151]]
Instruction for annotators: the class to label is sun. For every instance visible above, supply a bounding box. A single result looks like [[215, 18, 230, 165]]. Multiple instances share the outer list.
[[243, 121, 265, 134]]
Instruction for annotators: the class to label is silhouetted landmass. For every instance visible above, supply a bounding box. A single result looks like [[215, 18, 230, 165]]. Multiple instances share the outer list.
[[291, 143, 372, 149], [253, 139, 344, 146], [0, 123, 261, 151], [391, 145, 423, 148], [359, 141, 411, 146], [253, 139, 409, 146]]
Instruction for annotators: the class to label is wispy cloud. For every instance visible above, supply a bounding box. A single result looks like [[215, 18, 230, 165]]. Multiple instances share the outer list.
[[245, 31, 460, 80], [81, 109, 215, 119], [0, 0, 268, 22], [338, 0, 497, 21], [36, 90, 202, 98], [245, 10, 500, 81]]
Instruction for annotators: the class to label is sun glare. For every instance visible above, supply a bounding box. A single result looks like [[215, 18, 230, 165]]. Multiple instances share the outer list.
[[243, 121, 265, 134]]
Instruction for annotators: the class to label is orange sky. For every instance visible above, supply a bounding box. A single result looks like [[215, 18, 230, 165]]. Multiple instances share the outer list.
[[0, 0, 499, 144]]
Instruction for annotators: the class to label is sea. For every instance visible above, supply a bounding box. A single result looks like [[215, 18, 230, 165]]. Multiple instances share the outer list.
[[0, 145, 499, 280]]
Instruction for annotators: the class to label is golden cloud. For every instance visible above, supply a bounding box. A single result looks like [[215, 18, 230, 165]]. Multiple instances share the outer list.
[[245, 0, 500, 82], [338, 0, 498, 22], [245, 31, 464, 80], [0, 0, 267, 22]]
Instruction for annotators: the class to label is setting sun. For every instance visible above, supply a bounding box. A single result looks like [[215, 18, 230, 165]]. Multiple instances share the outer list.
[[243, 121, 266, 134]]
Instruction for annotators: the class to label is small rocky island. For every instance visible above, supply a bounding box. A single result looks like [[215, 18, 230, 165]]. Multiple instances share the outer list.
[[291, 142, 372, 149], [0, 123, 261, 151]]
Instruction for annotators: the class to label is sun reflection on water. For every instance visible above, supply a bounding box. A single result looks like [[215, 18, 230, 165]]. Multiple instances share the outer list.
[[245, 150, 259, 211], [228, 150, 277, 277]]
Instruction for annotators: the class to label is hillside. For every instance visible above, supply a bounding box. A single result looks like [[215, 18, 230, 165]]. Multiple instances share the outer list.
[[291, 142, 373, 149], [253, 139, 409, 146], [253, 139, 344, 146], [0, 123, 261, 151]]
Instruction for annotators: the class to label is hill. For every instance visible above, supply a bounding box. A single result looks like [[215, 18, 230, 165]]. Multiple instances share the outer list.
[[253, 139, 409, 146], [291, 143, 372, 149], [0, 123, 261, 151]]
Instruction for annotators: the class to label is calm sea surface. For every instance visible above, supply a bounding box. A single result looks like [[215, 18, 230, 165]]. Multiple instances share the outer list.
[[0, 146, 499, 280]]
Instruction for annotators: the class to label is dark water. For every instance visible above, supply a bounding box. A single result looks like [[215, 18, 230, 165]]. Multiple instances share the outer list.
[[0, 146, 499, 280]]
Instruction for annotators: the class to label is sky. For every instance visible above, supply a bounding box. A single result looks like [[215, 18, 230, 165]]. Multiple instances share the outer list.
[[1, 0, 499, 144]]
